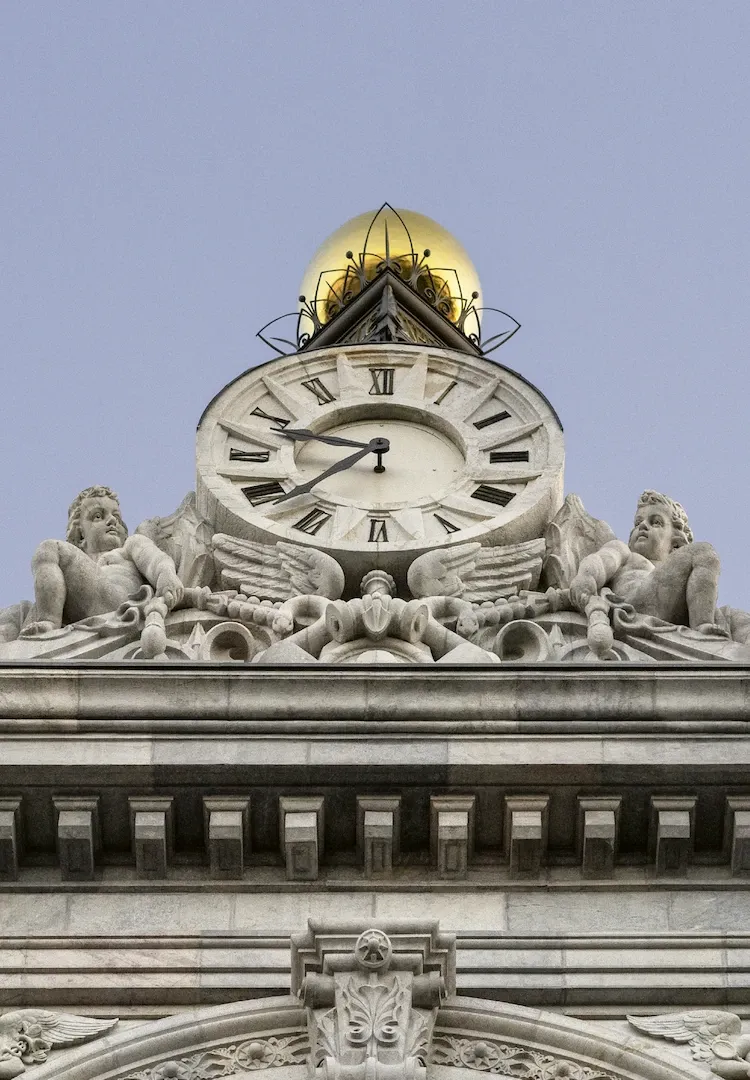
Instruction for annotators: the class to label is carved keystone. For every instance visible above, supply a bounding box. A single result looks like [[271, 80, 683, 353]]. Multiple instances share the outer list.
[[724, 797, 750, 875], [291, 920, 455, 1080], [54, 796, 100, 881], [204, 797, 250, 879], [505, 796, 549, 877], [357, 795, 400, 877], [128, 797, 174, 879], [280, 796, 324, 881], [430, 795, 475, 879], [650, 796, 696, 876], [0, 797, 22, 881], [577, 797, 621, 878]]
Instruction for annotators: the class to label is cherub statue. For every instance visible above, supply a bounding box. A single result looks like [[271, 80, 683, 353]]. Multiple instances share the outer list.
[[568, 490, 725, 635], [20, 486, 184, 636]]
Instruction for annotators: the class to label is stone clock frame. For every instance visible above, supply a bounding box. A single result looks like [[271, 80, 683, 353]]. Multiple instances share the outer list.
[[196, 344, 564, 585]]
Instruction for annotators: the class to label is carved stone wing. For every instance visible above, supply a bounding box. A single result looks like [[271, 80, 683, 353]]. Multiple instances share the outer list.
[[136, 492, 214, 588], [407, 540, 544, 602], [627, 1011, 742, 1060], [0, 1009, 117, 1065], [212, 535, 345, 601], [542, 493, 616, 589]]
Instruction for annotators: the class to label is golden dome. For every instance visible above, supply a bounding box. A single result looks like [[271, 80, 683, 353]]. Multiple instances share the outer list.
[[298, 205, 482, 328]]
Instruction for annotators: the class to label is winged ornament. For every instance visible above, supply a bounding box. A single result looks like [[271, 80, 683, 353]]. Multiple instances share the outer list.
[[0, 1010, 118, 1078], [407, 539, 545, 602], [627, 1011, 742, 1061], [212, 534, 345, 601]]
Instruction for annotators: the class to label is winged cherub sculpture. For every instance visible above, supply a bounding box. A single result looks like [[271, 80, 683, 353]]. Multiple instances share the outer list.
[[19, 486, 184, 637], [546, 491, 750, 646]]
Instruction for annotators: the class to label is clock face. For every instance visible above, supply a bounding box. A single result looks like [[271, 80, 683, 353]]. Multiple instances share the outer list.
[[196, 345, 564, 577]]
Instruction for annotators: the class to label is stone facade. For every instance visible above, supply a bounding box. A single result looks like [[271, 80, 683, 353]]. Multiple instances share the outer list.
[[2, 205, 750, 1080]]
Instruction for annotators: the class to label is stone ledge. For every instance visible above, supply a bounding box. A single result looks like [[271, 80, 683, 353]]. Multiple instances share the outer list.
[[1, 662, 750, 725]]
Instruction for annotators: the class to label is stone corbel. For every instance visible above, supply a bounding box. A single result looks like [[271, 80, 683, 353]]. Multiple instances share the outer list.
[[291, 922, 455, 1080], [53, 796, 101, 882], [0, 797, 23, 882]]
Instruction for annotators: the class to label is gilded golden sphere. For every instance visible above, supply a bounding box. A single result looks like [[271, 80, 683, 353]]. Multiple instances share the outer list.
[[298, 206, 482, 327]]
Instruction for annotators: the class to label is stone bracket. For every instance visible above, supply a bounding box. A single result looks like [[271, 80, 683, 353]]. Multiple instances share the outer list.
[[128, 797, 174, 880], [0, 796, 23, 882], [649, 796, 696, 876], [357, 795, 401, 877], [203, 796, 251, 879], [280, 795, 325, 881], [724, 796, 750, 875], [505, 795, 549, 877], [430, 795, 475, 879], [576, 797, 621, 878], [53, 796, 101, 882]]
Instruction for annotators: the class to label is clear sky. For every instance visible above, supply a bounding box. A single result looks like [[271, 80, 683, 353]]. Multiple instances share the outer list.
[[1, 2, 749, 609]]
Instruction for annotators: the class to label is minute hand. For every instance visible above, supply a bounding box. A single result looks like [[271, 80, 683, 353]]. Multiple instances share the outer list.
[[274, 439, 385, 505], [281, 427, 370, 449]]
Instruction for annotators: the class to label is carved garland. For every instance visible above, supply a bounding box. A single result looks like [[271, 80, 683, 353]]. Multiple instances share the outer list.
[[430, 1035, 619, 1080], [121, 1033, 309, 1080]]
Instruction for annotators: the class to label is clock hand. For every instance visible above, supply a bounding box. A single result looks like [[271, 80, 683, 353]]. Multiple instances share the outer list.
[[274, 437, 390, 505], [280, 427, 371, 449]]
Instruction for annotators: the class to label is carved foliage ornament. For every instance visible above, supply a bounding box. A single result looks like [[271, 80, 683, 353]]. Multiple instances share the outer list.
[[122, 1034, 309, 1080], [299, 928, 445, 1080], [430, 1036, 618, 1080]]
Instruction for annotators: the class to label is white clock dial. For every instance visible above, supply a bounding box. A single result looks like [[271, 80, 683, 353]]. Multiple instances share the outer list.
[[293, 419, 464, 505], [196, 344, 564, 580]]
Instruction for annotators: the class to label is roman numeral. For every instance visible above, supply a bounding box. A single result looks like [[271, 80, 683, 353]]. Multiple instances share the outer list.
[[230, 448, 271, 462], [489, 450, 530, 463], [368, 519, 388, 542], [471, 485, 516, 507], [242, 481, 285, 506], [434, 513, 460, 534], [434, 380, 458, 405], [294, 507, 331, 535], [301, 377, 336, 405], [474, 410, 510, 430], [251, 406, 289, 429], [369, 367, 395, 396]]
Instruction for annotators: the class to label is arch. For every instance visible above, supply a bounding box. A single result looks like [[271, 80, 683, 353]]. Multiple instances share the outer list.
[[26, 995, 701, 1080]]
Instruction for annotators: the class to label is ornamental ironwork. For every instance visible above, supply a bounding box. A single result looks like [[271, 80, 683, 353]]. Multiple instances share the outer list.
[[257, 204, 520, 357]]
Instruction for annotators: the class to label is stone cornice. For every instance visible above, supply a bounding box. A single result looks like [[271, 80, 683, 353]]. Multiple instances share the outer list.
[[0, 662, 750, 728]]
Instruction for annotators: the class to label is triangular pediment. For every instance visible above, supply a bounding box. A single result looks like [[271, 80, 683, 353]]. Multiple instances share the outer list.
[[298, 267, 482, 355]]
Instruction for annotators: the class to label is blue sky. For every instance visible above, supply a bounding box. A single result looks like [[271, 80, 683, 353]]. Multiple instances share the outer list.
[[1, 2, 749, 608]]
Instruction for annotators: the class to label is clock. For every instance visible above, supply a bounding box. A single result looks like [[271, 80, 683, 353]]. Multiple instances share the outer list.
[[196, 344, 564, 583]]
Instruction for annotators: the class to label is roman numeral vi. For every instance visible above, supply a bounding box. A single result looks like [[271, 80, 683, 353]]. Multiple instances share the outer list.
[[368, 519, 388, 542]]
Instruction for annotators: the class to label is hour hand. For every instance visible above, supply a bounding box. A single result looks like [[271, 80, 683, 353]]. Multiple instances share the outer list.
[[274, 437, 389, 505], [280, 427, 370, 449]]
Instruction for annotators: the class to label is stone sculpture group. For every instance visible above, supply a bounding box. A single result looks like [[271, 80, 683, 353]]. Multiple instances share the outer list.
[[1, 484, 749, 664]]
